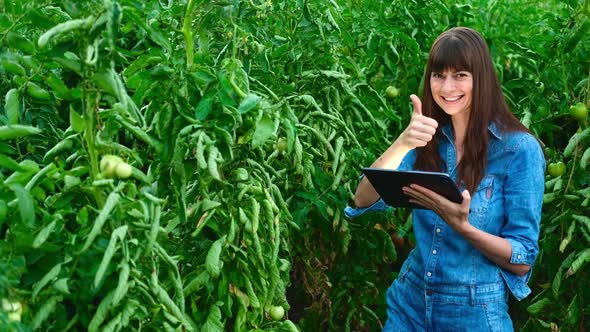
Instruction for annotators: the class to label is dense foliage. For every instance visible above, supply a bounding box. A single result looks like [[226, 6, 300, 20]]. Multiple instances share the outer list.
[[0, 0, 588, 331]]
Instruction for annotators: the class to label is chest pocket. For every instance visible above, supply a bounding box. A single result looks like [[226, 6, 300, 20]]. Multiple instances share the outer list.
[[469, 175, 495, 228]]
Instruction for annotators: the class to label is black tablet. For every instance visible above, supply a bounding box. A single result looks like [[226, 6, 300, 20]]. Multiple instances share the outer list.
[[362, 167, 463, 209]]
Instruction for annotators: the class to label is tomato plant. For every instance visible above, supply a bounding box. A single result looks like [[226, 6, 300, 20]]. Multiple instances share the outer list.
[[0, 0, 589, 331]]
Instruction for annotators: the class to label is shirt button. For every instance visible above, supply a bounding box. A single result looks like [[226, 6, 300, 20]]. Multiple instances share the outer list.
[[427, 272, 432, 277], [517, 255, 522, 260], [436, 228, 441, 233], [426, 290, 433, 296], [432, 250, 437, 254]]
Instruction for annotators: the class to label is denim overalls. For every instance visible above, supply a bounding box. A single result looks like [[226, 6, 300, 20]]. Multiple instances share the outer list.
[[345, 122, 546, 332]]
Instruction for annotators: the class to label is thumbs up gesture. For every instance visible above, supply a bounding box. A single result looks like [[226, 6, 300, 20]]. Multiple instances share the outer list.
[[399, 94, 439, 149]]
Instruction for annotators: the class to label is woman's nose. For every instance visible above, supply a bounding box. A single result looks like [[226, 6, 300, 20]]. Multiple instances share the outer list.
[[440, 77, 457, 91]]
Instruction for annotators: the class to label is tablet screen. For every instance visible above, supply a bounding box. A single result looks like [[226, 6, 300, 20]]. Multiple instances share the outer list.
[[361, 168, 463, 209]]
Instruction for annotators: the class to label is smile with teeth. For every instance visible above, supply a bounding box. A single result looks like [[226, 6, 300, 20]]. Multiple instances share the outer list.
[[442, 95, 463, 102]]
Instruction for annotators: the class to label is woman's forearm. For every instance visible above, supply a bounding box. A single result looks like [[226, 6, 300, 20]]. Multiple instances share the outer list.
[[460, 224, 530, 276], [353, 139, 412, 208]]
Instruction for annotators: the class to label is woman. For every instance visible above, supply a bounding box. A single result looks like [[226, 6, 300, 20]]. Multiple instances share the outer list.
[[345, 27, 545, 331]]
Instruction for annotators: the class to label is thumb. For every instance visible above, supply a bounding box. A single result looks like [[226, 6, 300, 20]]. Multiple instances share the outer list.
[[461, 190, 471, 208], [410, 94, 422, 116]]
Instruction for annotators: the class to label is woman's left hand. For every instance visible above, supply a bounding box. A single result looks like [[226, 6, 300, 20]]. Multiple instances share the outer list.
[[403, 184, 472, 234]]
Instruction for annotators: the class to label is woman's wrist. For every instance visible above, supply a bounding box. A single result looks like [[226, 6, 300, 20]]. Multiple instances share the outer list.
[[456, 221, 477, 238], [370, 139, 412, 169]]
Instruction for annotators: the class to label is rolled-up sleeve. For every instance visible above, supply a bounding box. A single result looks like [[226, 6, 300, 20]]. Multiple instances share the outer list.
[[343, 150, 416, 219], [499, 135, 546, 300], [344, 197, 389, 218]]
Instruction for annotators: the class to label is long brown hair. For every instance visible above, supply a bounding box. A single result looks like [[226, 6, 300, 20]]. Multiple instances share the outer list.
[[415, 27, 532, 193]]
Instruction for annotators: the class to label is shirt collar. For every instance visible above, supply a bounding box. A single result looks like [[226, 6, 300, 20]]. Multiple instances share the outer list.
[[441, 121, 502, 142]]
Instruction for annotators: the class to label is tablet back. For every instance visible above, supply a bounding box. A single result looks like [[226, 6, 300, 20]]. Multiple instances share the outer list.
[[361, 168, 463, 209]]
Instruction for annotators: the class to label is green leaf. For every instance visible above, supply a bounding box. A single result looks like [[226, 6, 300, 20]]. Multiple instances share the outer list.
[[314, 200, 329, 220], [0, 153, 23, 172], [69, 107, 84, 133], [0, 125, 41, 141], [202, 198, 221, 212], [47, 73, 71, 99], [6, 32, 35, 54], [94, 225, 128, 288], [201, 305, 224, 332], [183, 271, 210, 295], [553, 252, 576, 298], [1, 58, 26, 76], [566, 294, 580, 325], [64, 175, 81, 191], [124, 54, 162, 77], [567, 248, 590, 277], [252, 114, 274, 148], [190, 69, 216, 91], [195, 95, 214, 120], [32, 263, 62, 300], [31, 295, 62, 330], [53, 278, 70, 294], [0, 14, 11, 29], [93, 70, 118, 96], [283, 117, 297, 154], [238, 93, 261, 114], [580, 147, 590, 170], [53, 55, 82, 74], [526, 297, 551, 314], [33, 220, 56, 248], [125, 10, 171, 51], [564, 127, 590, 157], [8, 183, 35, 227], [205, 236, 226, 278], [4, 89, 20, 125], [43, 138, 73, 163]]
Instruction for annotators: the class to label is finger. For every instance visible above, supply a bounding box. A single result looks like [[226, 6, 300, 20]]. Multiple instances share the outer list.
[[410, 94, 422, 116], [406, 130, 433, 143], [409, 184, 460, 215], [409, 197, 434, 210], [404, 185, 439, 207], [408, 184, 443, 204], [410, 122, 437, 136], [461, 190, 472, 212], [419, 116, 439, 129]]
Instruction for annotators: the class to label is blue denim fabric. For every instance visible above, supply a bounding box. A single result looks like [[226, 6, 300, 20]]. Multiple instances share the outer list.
[[345, 122, 545, 330], [383, 268, 513, 332]]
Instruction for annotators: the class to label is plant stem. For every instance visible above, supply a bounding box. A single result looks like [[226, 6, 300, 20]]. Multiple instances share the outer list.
[[83, 87, 100, 181], [563, 144, 580, 198], [183, 0, 198, 68], [81, 69, 105, 206]]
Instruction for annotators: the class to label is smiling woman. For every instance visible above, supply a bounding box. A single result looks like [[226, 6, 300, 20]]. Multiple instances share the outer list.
[[346, 27, 546, 332], [429, 70, 472, 121]]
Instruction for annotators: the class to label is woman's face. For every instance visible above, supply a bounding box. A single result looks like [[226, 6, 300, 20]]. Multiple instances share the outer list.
[[430, 69, 473, 118]]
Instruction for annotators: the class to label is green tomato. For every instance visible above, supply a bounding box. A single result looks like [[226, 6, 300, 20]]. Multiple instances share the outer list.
[[269, 305, 285, 321], [547, 161, 566, 177], [115, 162, 133, 179], [276, 137, 288, 152], [570, 102, 588, 122], [2, 299, 22, 322], [385, 86, 400, 99], [100, 155, 124, 178]]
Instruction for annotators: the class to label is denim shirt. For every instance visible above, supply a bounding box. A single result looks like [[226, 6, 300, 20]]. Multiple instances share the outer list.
[[345, 122, 545, 301]]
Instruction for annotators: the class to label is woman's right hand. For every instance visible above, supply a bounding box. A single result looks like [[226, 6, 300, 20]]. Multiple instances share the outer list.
[[353, 94, 439, 208], [398, 94, 439, 149]]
